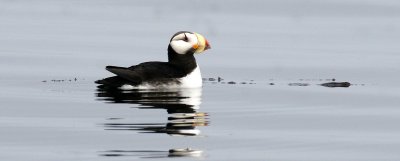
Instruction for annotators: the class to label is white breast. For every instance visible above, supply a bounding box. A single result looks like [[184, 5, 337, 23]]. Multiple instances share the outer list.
[[178, 66, 202, 88]]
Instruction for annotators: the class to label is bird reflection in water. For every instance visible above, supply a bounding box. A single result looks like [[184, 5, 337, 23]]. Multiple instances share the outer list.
[[96, 87, 208, 136], [101, 148, 203, 158], [96, 87, 208, 158]]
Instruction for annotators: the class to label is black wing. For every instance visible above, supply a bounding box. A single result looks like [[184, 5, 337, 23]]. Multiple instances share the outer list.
[[105, 66, 142, 84], [98, 62, 186, 85]]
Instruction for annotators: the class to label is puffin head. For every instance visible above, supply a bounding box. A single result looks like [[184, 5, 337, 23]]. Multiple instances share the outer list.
[[169, 31, 211, 55]]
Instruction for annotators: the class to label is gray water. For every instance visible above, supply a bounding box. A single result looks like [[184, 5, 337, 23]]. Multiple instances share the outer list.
[[1, 0, 400, 160]]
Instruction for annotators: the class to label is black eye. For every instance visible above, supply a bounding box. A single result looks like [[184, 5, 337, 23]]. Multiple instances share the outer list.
[[183, 33, 188, 42]]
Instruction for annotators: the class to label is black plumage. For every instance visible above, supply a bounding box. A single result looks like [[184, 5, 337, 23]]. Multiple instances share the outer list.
[[95, 36, 198, 89]]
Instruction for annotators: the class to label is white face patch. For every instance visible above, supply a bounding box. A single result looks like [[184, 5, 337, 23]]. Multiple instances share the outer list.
[[170, 33, 199, 55]]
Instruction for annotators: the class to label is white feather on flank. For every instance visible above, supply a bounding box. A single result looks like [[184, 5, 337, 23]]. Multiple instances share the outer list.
[[119, 66, 202, 90]]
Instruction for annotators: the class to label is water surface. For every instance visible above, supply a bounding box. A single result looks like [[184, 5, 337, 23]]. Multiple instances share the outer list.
[[1, 0, 400, 160]]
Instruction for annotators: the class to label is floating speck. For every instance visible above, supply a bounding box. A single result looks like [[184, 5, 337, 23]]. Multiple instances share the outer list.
[[288, 83, 309, 86], [320, 82, 350, 88], [218, 77, 223, 82], [107, 118, 122, 120]]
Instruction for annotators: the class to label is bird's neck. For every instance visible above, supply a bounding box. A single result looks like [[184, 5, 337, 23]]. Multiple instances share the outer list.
[[168, 45, 197, 74]]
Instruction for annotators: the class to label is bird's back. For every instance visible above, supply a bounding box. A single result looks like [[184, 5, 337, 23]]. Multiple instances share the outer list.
[[96, 61, 197, 89]]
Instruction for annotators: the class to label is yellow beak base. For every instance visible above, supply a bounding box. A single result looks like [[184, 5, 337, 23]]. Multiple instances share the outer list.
[[194, 33, 210, 53]]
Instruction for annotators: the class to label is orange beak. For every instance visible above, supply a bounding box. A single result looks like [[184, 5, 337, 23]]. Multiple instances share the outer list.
[[205, 39, 211, 50], [193, 33, 211, 53]]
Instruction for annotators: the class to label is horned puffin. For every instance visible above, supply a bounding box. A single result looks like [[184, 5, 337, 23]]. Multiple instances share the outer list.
[[95, 31, 211, 89]]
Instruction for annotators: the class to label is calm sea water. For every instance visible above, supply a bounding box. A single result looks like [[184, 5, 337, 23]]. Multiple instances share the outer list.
[[1, 0, 400, 160]]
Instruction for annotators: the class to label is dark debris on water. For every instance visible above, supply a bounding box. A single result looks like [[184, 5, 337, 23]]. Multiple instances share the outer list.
[[42, 78, 80, 83], [203, 77, 353, 88], [288, 83, 310, 86], [320, 82, 351, 88]]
